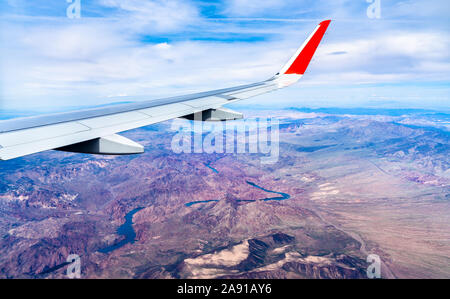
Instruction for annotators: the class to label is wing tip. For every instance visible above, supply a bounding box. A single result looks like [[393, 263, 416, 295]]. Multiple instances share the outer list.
[[282, 19, 332, 75], [320, 19, 332, 26]]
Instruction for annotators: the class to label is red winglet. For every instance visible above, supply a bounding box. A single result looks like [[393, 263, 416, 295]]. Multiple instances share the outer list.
[[284, 20, 331, 75]]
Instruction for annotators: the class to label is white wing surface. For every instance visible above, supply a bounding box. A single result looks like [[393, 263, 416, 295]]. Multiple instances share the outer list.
[[0, 20, 331, 160]]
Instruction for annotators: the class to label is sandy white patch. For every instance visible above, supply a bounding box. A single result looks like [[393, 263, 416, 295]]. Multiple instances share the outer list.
[[8, 217, 68, 239], [182, 240, 250, 279]]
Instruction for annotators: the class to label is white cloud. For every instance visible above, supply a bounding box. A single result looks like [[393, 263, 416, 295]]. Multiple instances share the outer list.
[[99, 0, 199, 32], [307, 30, 450, 84], [389, 0, 450, 19], [20, 24, 127, 60], [225, 0, 286, 16], [0, 0, 449, 111]]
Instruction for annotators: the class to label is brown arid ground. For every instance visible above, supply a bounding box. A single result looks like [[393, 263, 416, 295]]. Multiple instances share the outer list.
[[0, 108, 448, 278]]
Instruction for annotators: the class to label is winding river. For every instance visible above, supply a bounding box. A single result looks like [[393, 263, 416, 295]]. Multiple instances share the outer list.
[[186, 163, 291, 207], [96, 161, 395, 277], [98, 207, 144, 254], [204, 162, 219, 173], [100, 163, 291, 254]]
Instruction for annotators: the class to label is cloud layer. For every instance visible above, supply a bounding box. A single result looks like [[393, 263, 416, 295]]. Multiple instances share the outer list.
[[0, 0, 449, 111]]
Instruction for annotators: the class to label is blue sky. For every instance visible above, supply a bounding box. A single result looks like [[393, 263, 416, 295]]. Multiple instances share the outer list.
[[0, 0, 449, 112]]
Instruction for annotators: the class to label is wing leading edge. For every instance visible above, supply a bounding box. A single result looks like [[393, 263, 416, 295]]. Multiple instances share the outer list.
[[0, 20, 331, 160]]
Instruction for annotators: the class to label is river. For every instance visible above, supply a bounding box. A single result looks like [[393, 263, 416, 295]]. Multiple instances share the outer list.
[[98, 207, 144, 254], [185, 163, 291, 206]]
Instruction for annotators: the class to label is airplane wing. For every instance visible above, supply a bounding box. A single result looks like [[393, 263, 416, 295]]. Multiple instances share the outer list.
[[0, 20, 331, 161]]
